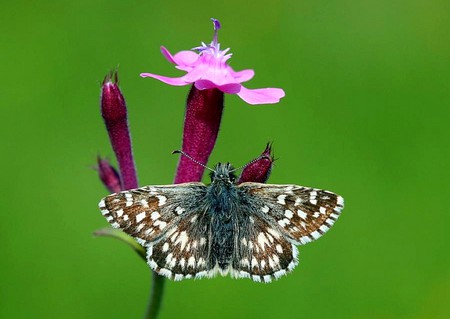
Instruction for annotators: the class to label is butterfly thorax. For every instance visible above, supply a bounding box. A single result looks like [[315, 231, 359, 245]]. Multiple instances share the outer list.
[[207, 163, 240, 270]]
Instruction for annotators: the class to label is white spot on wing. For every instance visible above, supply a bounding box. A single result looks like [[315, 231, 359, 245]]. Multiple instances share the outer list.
[[278, 218, 290, 227], [159, 268, 172, 278], [274, 269, 286, 279], [174, 274, 184, 281], [241, 258, 250, 267], [136, 212, 146, 223], [116, 209, 124, 217], [257, 232, 270, 249], [311, 231, 321, 240], [297, 209, 307, 220], [156, 195, 167, 206], [174, 231, 188, 251], [155, 220, 167, 230], [187, 256, 195, 268], [175, 206, 185, 215], [284, 210, 293, 219], [277, 194, 287, 205], [140, 199, 149, 207], [300, 236, 312, 244], [251, 257, 258, 269], [151, 211, 160, 220], [263, 275, 272, 283], [261, 205, 270, 213], [266, 227, 281, 239]]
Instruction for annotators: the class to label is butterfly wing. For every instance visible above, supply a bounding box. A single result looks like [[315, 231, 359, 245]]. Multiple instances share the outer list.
[[147, 210, 213, 281], [232, 210, 298, 283], [98, 183, 206, 244], [238, 183, 344, 245]]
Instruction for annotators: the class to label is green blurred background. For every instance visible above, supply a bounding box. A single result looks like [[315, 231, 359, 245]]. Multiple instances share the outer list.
[[1, 1, 449, 318]]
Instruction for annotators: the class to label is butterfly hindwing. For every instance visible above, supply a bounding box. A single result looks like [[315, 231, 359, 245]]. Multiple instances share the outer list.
[[238, 183, 344, 245], [147, 210, 213, 281], [98, 183, 206, 243], [232, 211, 298, 283]]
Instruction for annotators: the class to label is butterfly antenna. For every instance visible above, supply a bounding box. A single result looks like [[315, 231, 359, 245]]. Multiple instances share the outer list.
[[230, 155, 267, 173], [172, 150, 215, 172]]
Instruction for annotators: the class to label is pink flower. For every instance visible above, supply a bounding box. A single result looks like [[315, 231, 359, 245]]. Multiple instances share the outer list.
[[140, 19, 285, 105]]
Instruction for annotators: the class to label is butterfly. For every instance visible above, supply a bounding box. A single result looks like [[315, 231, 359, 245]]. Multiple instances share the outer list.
[[98, 162, 344, 283]]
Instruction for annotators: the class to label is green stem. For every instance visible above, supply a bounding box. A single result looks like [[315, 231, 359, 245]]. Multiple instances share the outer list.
[[144, 273, 166, 319]]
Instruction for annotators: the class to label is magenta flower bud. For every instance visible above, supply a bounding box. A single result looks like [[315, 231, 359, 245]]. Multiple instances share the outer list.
[[238, 143, 274, 183], [101, 71, 138, 190], [97, 157, 122, 193], [174, 86, 223, 183]]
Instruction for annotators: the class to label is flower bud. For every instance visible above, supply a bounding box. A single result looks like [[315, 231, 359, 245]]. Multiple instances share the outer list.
[[238, 143, 274, 183], [101, 71, 138, 190], [97, 157, 122, 193]]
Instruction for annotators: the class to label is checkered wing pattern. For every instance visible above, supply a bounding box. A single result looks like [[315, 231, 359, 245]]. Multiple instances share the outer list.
[[147, 211, 212, 281], [98, 183, 206, 244], [232, 212, 298, 283], [239, 183, 344, 245]]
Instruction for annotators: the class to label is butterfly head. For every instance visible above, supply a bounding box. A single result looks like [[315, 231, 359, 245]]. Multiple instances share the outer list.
[[210, 163, 237, 185]]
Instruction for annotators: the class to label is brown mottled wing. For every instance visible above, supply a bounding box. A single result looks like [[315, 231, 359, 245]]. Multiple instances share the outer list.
[[238, 183, 344, 245], [98, 183, 206, 244], [147, 210, 212, 281], [232, 211, 298, 283]]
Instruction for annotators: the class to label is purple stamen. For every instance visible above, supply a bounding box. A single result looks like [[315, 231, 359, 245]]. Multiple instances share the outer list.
[[211, 18, 221, 47]]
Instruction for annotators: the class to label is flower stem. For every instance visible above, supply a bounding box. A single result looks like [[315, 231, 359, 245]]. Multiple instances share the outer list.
[[145, 274, 166, 319]]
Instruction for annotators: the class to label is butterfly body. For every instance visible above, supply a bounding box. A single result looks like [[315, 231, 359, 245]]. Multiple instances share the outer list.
[[99, 163, 344, 282]]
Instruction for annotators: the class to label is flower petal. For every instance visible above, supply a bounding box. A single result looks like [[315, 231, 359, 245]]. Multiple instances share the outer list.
[[161, 47, 199, 71], [140, 73, 189, 86], [237, 87, 285, 105], [195, 80, 241, 94], [172, 50, 199, 67], [230, 69, 254, 83], [160, 46, 177, 64]]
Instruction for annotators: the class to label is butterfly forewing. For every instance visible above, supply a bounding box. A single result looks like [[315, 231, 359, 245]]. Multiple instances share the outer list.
[[98, 183, 206, 243], [239, 183, 344, 245]]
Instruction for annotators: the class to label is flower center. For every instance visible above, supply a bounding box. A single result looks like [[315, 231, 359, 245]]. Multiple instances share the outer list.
[[193, 18, 231, 60]]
